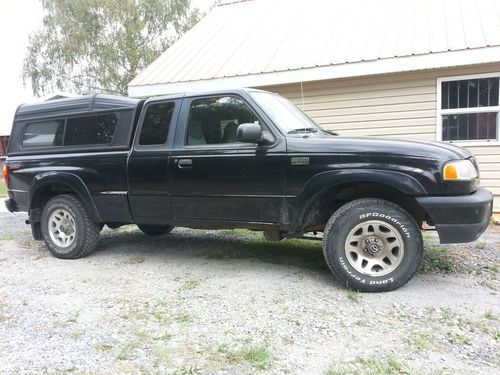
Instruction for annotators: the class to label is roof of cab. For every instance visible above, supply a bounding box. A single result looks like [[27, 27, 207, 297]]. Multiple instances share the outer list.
[[15, 94, 142, 120]]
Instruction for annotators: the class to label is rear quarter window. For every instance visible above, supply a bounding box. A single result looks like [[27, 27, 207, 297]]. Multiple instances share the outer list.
[[65, 114, 118, 146], [21, 120, 64, 148]]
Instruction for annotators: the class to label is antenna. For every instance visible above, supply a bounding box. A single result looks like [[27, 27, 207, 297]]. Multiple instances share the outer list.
[[300, 81, 306, 137]]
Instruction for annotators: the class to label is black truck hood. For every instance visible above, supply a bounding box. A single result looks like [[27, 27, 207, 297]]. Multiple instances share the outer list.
[[286, 136, 472, 161]]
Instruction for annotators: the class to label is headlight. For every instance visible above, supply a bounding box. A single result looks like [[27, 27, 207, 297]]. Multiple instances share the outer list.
[[443, 160, 478, 181]]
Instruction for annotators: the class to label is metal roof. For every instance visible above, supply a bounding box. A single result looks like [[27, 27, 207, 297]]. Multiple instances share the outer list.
[[129, 0, 500, 97]]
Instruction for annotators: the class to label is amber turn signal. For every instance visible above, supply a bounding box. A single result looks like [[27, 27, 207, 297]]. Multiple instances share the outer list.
[[2, 163, 7, 187], [443, 163, 458, 180]]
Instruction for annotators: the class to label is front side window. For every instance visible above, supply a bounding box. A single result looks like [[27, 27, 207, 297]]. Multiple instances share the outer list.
[[65, 113, 117, 146], [186, 96, 258, 145], [139, 102, 175, 145], [439, 76, 499, 142], [22, 120, 64, 148]]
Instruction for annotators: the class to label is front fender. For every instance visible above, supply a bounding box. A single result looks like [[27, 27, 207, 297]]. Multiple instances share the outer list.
[[289, 169, 427, 232], [29, 171, 103, 222]]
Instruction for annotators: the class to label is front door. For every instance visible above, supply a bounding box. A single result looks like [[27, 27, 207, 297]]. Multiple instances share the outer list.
[[168, 94, 287, 224]]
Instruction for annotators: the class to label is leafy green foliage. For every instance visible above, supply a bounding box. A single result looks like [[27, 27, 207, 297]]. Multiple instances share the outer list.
[[24, 0, 201, 96]]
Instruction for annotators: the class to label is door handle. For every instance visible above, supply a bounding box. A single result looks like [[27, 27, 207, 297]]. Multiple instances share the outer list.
[[176, 158, 193, 169]]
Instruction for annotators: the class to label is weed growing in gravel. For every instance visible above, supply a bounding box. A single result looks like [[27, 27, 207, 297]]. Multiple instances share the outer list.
[[241, 344, 274, 370], [176, 313, 192, 323], [64, 311, 80, 325], [346, 289, 361, 303], [153, 332, 172, 342], [117, 341, 138, 360], [404, 332, 438, 352], [179, 279, 202, 291], [424, 245, 454, 272], [95, 343, 114, 351], [484, 309, 497, 320], [326, 355, 407, 375], [447, 332, 472, 345], [475, 242, 487, 250], [219, 343, 274, 370], [475, 264, 498, 276]]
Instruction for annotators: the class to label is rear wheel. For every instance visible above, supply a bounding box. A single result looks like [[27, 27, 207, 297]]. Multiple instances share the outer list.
[[137, 224, 174, 236], [323, 198, 423, 292], [41, 194, 100, 259]]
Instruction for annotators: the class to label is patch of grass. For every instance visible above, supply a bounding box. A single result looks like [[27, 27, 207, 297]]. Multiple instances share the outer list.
[[424, 246, 454, 272], [176, 313, 192, 323], [0, 178, 6, 198], [346, 289, 361, 303], [447, 332, 472, 345], [475, 242, 487, 250], [69, 331, 83, 339], [404, 332, 437, 352], [153, 332, 172, 342], [95, 343, 114, 351], [241, 344, 274, 370], [179, 279, 202, 291], [121, 306, 149, 321], [219, 229, 253, 237], [63, 311, 80, 326], [326, 355, 407, 375], [117, 341, 138, 361], [0, 234, 15, 241], [484, 310, 497, 320], [220, 343, 274, 370], [476, 265, 498, 276]]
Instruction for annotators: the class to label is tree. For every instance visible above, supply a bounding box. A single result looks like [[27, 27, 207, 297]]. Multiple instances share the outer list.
[[23, 0, 201, 96]]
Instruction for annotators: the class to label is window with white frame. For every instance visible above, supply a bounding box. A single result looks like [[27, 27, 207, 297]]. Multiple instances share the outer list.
[[438, 75, 499, 143]]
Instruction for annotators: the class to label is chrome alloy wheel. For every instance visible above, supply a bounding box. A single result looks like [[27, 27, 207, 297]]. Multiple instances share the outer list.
[[344, 220, 405, 277], [48, 208, 76, 248]]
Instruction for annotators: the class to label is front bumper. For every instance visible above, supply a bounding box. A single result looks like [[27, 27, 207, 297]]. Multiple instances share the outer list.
[[416, 188, 493, 244]]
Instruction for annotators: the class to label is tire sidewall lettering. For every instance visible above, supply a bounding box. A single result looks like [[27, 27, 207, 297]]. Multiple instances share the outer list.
[[339, 256, 395, 284], [359, 212, 410, 239]]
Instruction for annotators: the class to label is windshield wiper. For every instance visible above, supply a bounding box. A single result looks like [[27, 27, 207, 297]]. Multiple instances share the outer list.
[[287, 127, 319, 134], [321, 128, 338, 136]]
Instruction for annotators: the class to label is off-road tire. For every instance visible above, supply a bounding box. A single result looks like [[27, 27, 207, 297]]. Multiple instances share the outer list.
[[323, 198, 423, 292], [137, 224, 174, 236], [41, 194, 100, 259]]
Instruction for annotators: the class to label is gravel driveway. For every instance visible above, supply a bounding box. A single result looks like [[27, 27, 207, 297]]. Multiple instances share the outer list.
[[0, 212, 498, 375]]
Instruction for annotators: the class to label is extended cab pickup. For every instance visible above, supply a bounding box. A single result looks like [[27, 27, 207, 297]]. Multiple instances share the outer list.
[[3, 89, 493, 292]]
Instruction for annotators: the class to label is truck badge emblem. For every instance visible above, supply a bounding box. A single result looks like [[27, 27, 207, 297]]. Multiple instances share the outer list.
[[291, 157, 309, 166]]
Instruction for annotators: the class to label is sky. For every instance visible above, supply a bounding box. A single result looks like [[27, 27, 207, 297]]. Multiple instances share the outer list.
[[0, 0, 215, 136]]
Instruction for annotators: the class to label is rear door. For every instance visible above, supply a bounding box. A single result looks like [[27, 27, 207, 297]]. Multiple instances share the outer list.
[[127, 98, 181, 224], [168, 93, 287, 224]]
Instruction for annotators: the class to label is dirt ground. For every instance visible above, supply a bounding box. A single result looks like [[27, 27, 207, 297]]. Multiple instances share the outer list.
[[0, 212, 498, 375]]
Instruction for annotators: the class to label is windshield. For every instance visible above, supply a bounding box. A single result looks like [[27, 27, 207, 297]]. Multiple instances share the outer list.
[[249, 91, 324, 134]]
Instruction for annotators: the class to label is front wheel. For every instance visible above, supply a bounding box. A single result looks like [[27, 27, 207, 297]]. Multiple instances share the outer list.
[[323, 198, 423, 292], [41, 194, 100, 259], [137, 224, 174, 236]]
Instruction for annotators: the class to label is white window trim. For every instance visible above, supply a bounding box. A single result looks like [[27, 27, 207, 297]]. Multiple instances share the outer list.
[[436, 72, 500, 147]]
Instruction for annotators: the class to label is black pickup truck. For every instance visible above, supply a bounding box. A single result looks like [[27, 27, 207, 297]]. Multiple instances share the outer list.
[[3, 89, 493, 292]]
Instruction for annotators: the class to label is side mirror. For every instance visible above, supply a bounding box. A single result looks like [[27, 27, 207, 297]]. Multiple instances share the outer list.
[[237, 123, 262, 143]]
